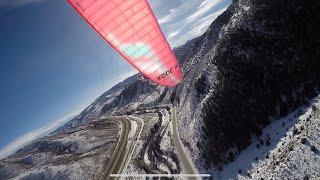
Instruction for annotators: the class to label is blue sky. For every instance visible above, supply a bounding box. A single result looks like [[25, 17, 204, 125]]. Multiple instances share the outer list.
[[0, 0, 231, 159]]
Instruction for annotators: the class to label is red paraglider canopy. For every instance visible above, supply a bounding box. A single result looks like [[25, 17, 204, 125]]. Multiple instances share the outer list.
[[68, 0, 183, 86]]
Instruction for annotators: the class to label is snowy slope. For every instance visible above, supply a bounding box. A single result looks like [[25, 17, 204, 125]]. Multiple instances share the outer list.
[[53, 74, 141, 133], [173, 0, 320, 173], [0, 119, 121, 180], [213, 95, 320, 179]]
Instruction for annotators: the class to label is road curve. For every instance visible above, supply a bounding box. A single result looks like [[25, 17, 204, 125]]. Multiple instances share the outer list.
[[171, 106, 200, 180], [99, 117, 131, 180]]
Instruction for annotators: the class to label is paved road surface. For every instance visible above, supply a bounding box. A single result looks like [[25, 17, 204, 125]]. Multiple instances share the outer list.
[[99, 117, 131, 180], [99, 107, 200, 180], [171, 106, 200, 180]]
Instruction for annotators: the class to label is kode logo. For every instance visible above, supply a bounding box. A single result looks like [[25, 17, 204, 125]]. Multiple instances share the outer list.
[[158, 65, 179, 81]]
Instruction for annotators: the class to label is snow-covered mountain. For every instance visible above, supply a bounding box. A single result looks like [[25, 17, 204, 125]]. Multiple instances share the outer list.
[[53, 73, 141, 133], [1, 0, 319, 179], [0, 119, 121, 180], [194, 0, 320, 170]]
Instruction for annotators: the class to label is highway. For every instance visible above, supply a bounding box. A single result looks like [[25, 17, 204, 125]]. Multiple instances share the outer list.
[[171, 105, 200, 180], [98, 106, 200, 180], [98, 117, 131, 180]]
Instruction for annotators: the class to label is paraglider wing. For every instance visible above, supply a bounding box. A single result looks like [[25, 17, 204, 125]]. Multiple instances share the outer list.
[[68, 0, 183, 86]]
